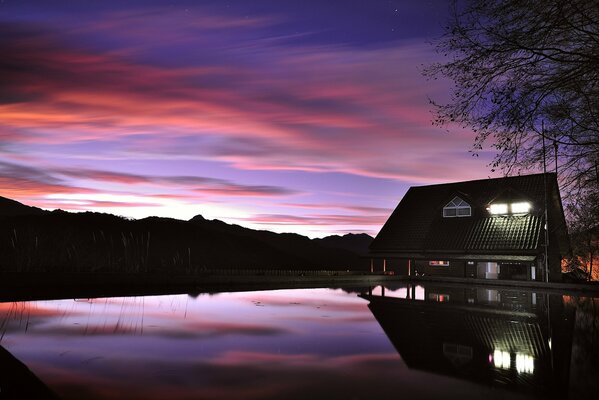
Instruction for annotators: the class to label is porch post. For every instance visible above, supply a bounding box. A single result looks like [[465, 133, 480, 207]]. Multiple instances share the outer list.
[[370, 258, 374, 273], [383, 259, 387, 273]]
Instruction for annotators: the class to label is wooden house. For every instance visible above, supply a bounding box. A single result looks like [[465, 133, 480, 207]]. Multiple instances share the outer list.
[[369, 173, 569, 282]]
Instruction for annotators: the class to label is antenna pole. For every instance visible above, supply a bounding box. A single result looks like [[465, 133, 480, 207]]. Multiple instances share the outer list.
[[542, 122, 549, 282], [553, 140, 558, 176]]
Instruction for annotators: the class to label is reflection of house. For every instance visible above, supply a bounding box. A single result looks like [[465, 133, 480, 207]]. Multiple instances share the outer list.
[[369, 173, 569, 282], [361, 284, 574, 398]]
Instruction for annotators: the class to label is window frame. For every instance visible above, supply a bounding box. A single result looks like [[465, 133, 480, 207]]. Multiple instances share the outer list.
[[443, 196, 471, 218], [429, 260, 450, 266]]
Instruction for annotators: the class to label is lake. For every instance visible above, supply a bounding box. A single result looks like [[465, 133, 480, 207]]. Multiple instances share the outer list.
[[0, 283, 597, 399]]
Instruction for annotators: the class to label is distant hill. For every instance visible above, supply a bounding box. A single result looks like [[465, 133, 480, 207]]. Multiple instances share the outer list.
[[314, 233, 373, 256], [0, 196, 371, 273], [0, 196, 47, 217]]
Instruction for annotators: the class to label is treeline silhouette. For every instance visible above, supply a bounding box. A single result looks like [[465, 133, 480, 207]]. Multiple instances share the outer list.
[[0, 197, 372, 273]]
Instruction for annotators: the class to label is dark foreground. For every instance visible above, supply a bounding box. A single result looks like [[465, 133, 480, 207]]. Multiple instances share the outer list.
[[0, 282, 598, 399]]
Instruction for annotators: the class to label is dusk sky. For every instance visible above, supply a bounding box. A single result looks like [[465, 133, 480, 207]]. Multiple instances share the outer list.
[[1, 0, 497, 237]]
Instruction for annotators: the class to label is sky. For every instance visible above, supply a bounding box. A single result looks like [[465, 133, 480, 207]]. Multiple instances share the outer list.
[[0, 0, 497, 237]]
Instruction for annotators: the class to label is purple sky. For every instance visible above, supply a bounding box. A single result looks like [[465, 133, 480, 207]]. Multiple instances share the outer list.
[[0, 0, 496, 237]]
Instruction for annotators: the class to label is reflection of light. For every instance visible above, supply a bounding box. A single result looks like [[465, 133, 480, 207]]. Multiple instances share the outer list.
[[549, 338, 552, 350], [415, 285, 425, 301], [493, 350, 535, 374], [428, 293, 450, 302], [511, 202, 531, 214], [489, 203, 508, 214], [516, 353, 534, 374], [493, 350, 511, 369]]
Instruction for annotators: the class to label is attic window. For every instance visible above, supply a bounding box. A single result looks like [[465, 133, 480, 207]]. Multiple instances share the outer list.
[[443, 196, 471, 218]]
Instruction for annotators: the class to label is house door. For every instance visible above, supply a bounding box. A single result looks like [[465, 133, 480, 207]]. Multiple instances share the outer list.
[[476, 262, 499, 279]]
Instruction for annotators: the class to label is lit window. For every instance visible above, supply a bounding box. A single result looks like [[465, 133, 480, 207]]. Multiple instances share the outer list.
[[429, 260, 449, 266], [511, 202, 531, 214], [489, 202, 531, 215], [515, 353, 535, 374], [489, 203, 508, 214], [493, 349, 511, 370], [429, 293, 450, 302], [443, 196, 471, 218]]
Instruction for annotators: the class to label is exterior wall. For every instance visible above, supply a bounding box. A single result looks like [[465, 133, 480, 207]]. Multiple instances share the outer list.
[[413, 259, 466, 278], [369, 258, 410, 275], [497, 262, 532, 280], [410, 258, 536, 281], [371, 255, 544, 281]]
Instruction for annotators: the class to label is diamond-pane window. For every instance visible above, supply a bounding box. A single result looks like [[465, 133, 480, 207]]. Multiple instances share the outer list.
[[443, 196, 471, 218]]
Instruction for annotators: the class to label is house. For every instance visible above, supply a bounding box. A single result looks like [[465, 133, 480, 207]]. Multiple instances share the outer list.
[[369, 173, 569, 282]]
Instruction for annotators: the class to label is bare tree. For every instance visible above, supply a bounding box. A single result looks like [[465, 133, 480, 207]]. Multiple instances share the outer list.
[[568, 189, 599, 280], [426, 0, 599, 198]]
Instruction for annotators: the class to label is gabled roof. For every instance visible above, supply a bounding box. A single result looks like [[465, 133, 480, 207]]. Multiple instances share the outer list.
[[370, 173, 568, 256]]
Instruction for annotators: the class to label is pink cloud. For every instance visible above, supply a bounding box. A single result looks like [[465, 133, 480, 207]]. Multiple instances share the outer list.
[[243, 213, 388, 226], [0, 22, 488, 184]]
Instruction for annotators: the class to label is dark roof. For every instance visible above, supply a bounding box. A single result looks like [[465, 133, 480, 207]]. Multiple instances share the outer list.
[[370, 173, 568, 256]]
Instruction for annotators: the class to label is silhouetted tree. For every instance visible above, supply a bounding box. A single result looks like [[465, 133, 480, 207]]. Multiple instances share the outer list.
[[426, 0, 599, 199], [568, 189, 599, 280]]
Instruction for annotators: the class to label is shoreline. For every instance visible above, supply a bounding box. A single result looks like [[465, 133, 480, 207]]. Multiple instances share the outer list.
[[1, 271, 598, 302]]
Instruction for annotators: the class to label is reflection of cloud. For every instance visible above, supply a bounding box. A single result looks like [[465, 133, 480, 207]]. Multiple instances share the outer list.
[[214, 351, 320, 366], [233, 293, 371, 315], [0, 302, 78, 319], [31, 350, 406, 400], [4, 288, 502, 400], [20, 319, 289, 339]]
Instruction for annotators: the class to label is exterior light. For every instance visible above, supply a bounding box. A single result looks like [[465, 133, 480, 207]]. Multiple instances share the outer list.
[[511, 202, 531, 213], [493, 349, 511, 369], [489, 203, 508, 214], [515, 353, 534, 374]]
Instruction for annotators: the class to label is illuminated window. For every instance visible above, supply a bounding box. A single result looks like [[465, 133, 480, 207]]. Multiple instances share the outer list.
[[516, 353, 535, 374], [443, 197, 471, 217], [493, 349, 511, 369], [489, 203, 508, 214], [511, 202, 531, 214], [488, 202, 532, 215], [429, 293, 450, 302], [429, 260, 449, 266]]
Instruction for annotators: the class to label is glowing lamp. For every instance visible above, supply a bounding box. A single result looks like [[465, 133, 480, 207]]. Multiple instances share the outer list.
[[511, 202, 531, 213], [489, 203, 508, 214], [516, 353, 534, 374]]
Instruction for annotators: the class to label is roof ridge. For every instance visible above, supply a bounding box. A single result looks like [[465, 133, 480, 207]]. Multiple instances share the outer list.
[[410, 172, 554, 190]]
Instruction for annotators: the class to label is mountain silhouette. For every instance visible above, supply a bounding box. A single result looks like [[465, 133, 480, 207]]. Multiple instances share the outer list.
[[0, 196, 47, 217], [0, 196, 372, 273]]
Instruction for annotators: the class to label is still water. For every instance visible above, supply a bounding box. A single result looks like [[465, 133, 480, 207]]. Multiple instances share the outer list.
[[0, 284, 597, 399]]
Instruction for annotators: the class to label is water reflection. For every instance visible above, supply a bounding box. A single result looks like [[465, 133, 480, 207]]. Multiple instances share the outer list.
[[0, 286, 597, 399], [361, 284, 598, 399]]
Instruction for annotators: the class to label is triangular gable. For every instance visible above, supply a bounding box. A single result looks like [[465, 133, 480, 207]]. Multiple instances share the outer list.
[[443, 195, 471, 217]]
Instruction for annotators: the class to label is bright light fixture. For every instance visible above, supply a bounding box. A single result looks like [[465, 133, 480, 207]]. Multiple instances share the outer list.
[[511, 202, 531, 213], [489, 203, 508, 214], [493, 349, 511, 369], [515, 353, 534, 374]]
